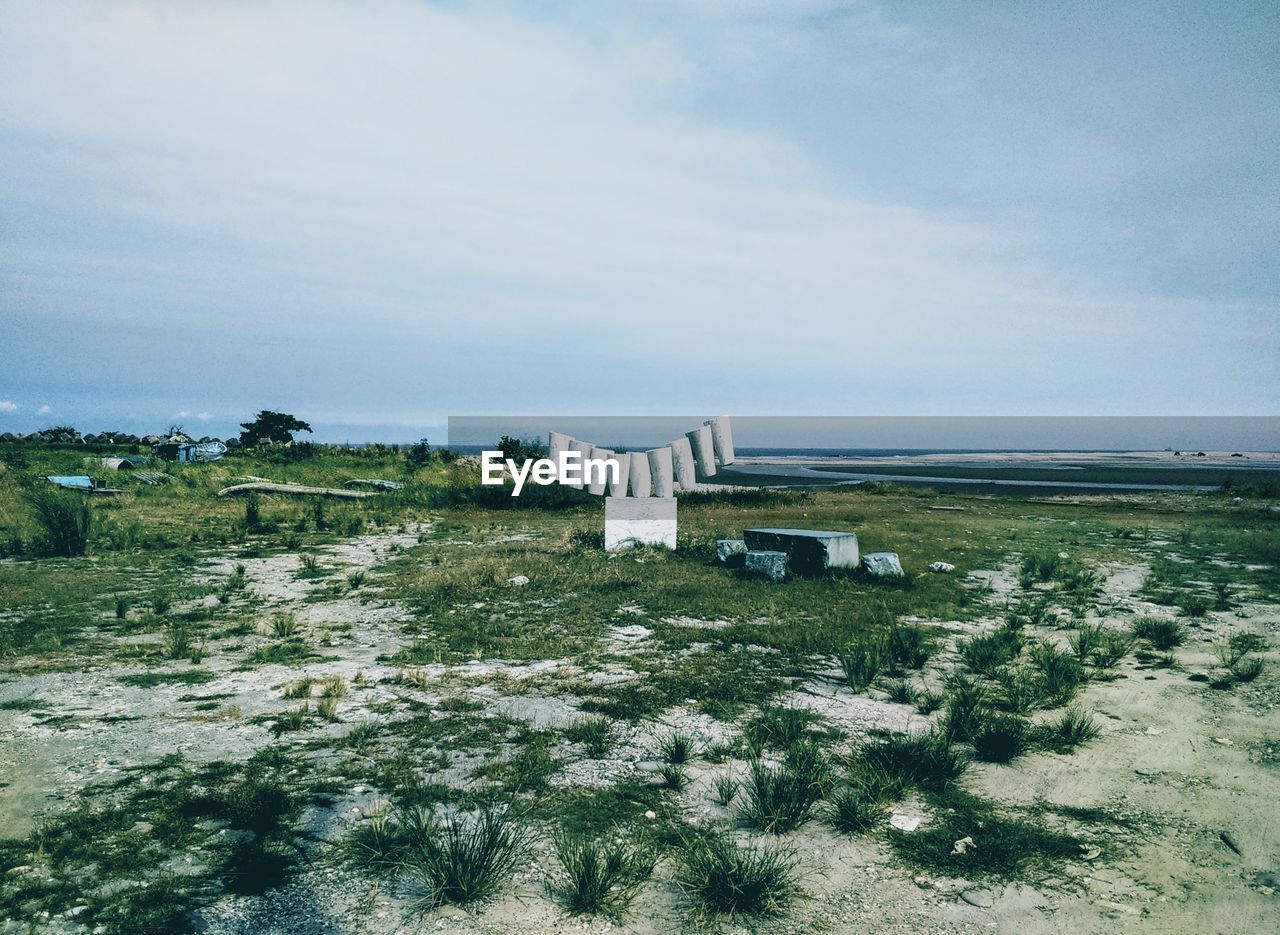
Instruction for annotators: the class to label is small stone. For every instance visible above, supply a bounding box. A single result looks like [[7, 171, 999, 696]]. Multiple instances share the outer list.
[[716, 539, 747, 566], [507, 575, 530, 586], [960, 889, 995, 908], [889, 812, 920, 832], [928, 561, 955, 573], [744, 550, 788, 582], [952, 835, 975, 855], [862, 552, 905, 577], [644, 810, 657, 820], [1213, 736, 1234, 745]]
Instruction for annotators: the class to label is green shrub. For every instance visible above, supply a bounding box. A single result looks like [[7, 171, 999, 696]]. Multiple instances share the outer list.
[[737, 749, 827, 833], [675, 831, 801, 917], [546, 832, 653, 918], [827, 788, 884, 834], [405, 808, 531, 908], [971, 713, 1030, 763], [959, 626, 1023, 675], [853, 729, 968, 792], [1040, 707, 1101, 752], [839, 637, 885, 690], [1132, 617, 1186, 650], [24, 487, 91, 557], [1029, 642, 1085, 706], [886, 623, 931, 670]]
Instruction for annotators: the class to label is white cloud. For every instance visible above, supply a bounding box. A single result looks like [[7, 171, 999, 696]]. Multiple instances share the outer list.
[[176, 410, 190, 418], [196, 412, 211, 421], [36, 404, 51, 414], [0, 401, 18, 413], [0, 0, 1273, 416]]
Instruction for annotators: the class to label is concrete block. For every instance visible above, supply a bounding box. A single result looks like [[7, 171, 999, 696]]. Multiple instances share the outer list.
[[743, 528, 859, 575], [706, 415, 735, 465], [716, 539, 747, 566], [605, 497, 676, 551], [744, 550, 788, 581], [686, 425, 716, 478], [608, 451, 631, 497], [629, 451, 652, 498], [670, 436, 697, 490], [647, 447, 674, 498], [862, 552, 905, 577]]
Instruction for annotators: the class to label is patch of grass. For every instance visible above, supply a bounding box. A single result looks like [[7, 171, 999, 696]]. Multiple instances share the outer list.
[[1038, 707, 1102, 752], [24, 487, 92, 557], [404, 807, 532, 908], [545, 832, 653, 918], [971, 713, 1030, 763], [564, 716, 612, 758], [737, 748, 827, 833], [162, 625, 192, 660], [838, 636, 885, 691], [886, 622, 932, 671], [742, 704, 822, 752], [658, 730, 697, 765], [853, 728, 968, 792], [1019, 550, 1061, 584], [659, 764, 687, 791], [269, 612, 300, 639], [826, 787, 884, 834], [888, 788, 1082, 880], [1178, 592, 1209, 618], [941, 674, 991, 741], [674, 830, 802, 918], [1028, 641, 1085, 706], [712, 772, 740, 806], [885, 680, 914, 704], [119, 669, 216, 688], [1132, 616, 1186, 650], [959, 625, 1023, 675], [913, 689, 944, 715]]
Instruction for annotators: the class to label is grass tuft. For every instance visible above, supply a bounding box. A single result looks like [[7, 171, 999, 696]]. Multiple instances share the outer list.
[[674, 831, 802, 918], [546, 832, 653, 918]]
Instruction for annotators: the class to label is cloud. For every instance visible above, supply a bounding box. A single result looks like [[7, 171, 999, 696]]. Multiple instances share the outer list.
[[196, 412, 211, 421], [176, 411, 190, 419], [36, 404, 51, 414], [0, 0, 1274, 422], [0, 401, 18, 413]]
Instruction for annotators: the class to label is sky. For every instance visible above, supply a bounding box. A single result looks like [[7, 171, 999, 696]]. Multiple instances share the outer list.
[[1, 0, 1277, 443]]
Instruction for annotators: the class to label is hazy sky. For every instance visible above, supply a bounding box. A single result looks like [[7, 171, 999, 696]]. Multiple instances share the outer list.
[[1, 1, 1277, 442]]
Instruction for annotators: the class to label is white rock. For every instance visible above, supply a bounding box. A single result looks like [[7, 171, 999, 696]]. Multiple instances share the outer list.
[[929, 561, 955, 573], [889, 812, 920, 832], [508, 575, 530, 586]]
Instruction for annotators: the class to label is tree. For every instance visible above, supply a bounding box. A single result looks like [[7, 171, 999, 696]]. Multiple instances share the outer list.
[[239, 411, 313, 446], [405, 438, 432, 473], [497, 435, 547, 462]]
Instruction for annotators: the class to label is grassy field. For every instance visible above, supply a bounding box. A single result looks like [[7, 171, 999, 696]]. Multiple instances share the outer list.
[[1, 442, 1278, 933]]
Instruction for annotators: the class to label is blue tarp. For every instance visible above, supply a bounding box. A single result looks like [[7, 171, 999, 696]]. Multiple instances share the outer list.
[[47, 475, 94, 490]]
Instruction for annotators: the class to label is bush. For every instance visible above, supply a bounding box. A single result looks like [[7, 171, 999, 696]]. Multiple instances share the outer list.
[[1040, 707, 1101, 752], [546, 832, 653, 918], [737, 748, 827, 833], [886, 623, 932, 671], [1132, 617, 1186, 650], [742, 705, 820, 752], [564, 717, 612, 758], [971, 713, 1030, 763], [839, 637, 885, 691], [827, 787, 884, 834], [941, 674, 990, 742], [1019, 550, 1061, 583], [854, 729, 968, 792], [959, 626, 1023, 675], [675, 831, 801, 917], [1029, 642, 1085, 706], [405, 808, 531, 908], [658, 730, 697, 765], [24, 487, 91, 557]]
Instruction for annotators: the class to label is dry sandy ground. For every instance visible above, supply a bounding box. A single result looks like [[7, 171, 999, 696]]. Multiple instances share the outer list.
[[2, 537, 1278, 934]]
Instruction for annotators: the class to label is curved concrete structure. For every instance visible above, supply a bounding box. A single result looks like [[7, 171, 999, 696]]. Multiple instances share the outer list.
[[706, 415, 735, 465], [687, 425, 716, 478], [566, 439, 593, 489], [629, 450, 652, 498], [607, 452, 631, 497], [548, 432, 574, 480], [647, 447, 675, 498], [669, 436, 697, 491], [587, 447, 613, 495]]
